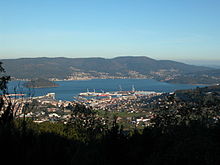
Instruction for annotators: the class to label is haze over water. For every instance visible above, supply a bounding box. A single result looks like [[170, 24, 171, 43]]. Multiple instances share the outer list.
[[8, 79, 204, 101]]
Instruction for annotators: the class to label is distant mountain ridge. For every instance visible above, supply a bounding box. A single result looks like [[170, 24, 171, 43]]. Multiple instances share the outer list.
[[0, 56, 212, 81]]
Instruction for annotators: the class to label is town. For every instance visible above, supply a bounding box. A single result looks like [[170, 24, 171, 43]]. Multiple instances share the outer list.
[[5, 84, 219, 129], [0, 89, 163, 128]]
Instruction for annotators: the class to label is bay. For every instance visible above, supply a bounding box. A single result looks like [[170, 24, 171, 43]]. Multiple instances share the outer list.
[[7, 79, 205, 101]]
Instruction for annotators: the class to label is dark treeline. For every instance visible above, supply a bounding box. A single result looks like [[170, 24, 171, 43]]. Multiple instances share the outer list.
[[2, 104, 220, 165], [1, 62, 220, 165]]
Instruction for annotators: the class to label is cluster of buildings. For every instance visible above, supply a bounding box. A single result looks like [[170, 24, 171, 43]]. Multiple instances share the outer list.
[[78, 91, 162, 127], [0, 90, 163, 127], [0, 93, 76, 124]]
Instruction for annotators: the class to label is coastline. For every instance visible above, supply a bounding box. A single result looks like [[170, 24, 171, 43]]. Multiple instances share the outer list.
[[12, 77, 152, 82], [11, 78, 215, 86]]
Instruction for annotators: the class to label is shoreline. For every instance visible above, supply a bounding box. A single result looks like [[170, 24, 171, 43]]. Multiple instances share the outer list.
[[10, 78, 215, 86], [12, 77, 152, 82]]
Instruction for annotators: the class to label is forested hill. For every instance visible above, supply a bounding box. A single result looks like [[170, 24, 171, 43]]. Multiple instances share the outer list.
[[165, 69, 220, 85], [1, 56, 210, 80], [23, 78, 59, 88]]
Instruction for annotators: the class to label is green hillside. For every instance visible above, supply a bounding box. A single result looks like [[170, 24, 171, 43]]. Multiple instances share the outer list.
[[1, 56, 210, 80]]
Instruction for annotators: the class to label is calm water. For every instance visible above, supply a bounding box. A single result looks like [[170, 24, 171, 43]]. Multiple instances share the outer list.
[[7, 79, 205, 101]]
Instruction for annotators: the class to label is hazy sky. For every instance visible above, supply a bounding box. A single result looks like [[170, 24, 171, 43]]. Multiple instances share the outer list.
[[1, 0, 220, 62]]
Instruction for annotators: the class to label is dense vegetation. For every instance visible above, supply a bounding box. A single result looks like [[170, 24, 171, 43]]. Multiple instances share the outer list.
[[23, 78, 59, 88], [2, 63, 220, 165]]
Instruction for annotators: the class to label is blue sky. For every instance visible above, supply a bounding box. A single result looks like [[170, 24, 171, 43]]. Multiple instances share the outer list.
[[0, 0, 220, 62]]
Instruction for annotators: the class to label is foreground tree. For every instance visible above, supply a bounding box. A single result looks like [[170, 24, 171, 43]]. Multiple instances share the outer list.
[[0, 62, 11, 126], [67, 104, 107, 142]]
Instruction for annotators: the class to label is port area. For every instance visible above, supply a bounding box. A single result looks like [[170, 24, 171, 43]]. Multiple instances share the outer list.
[[75, 90, 162, 108], [78, 90, 158, 98]]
